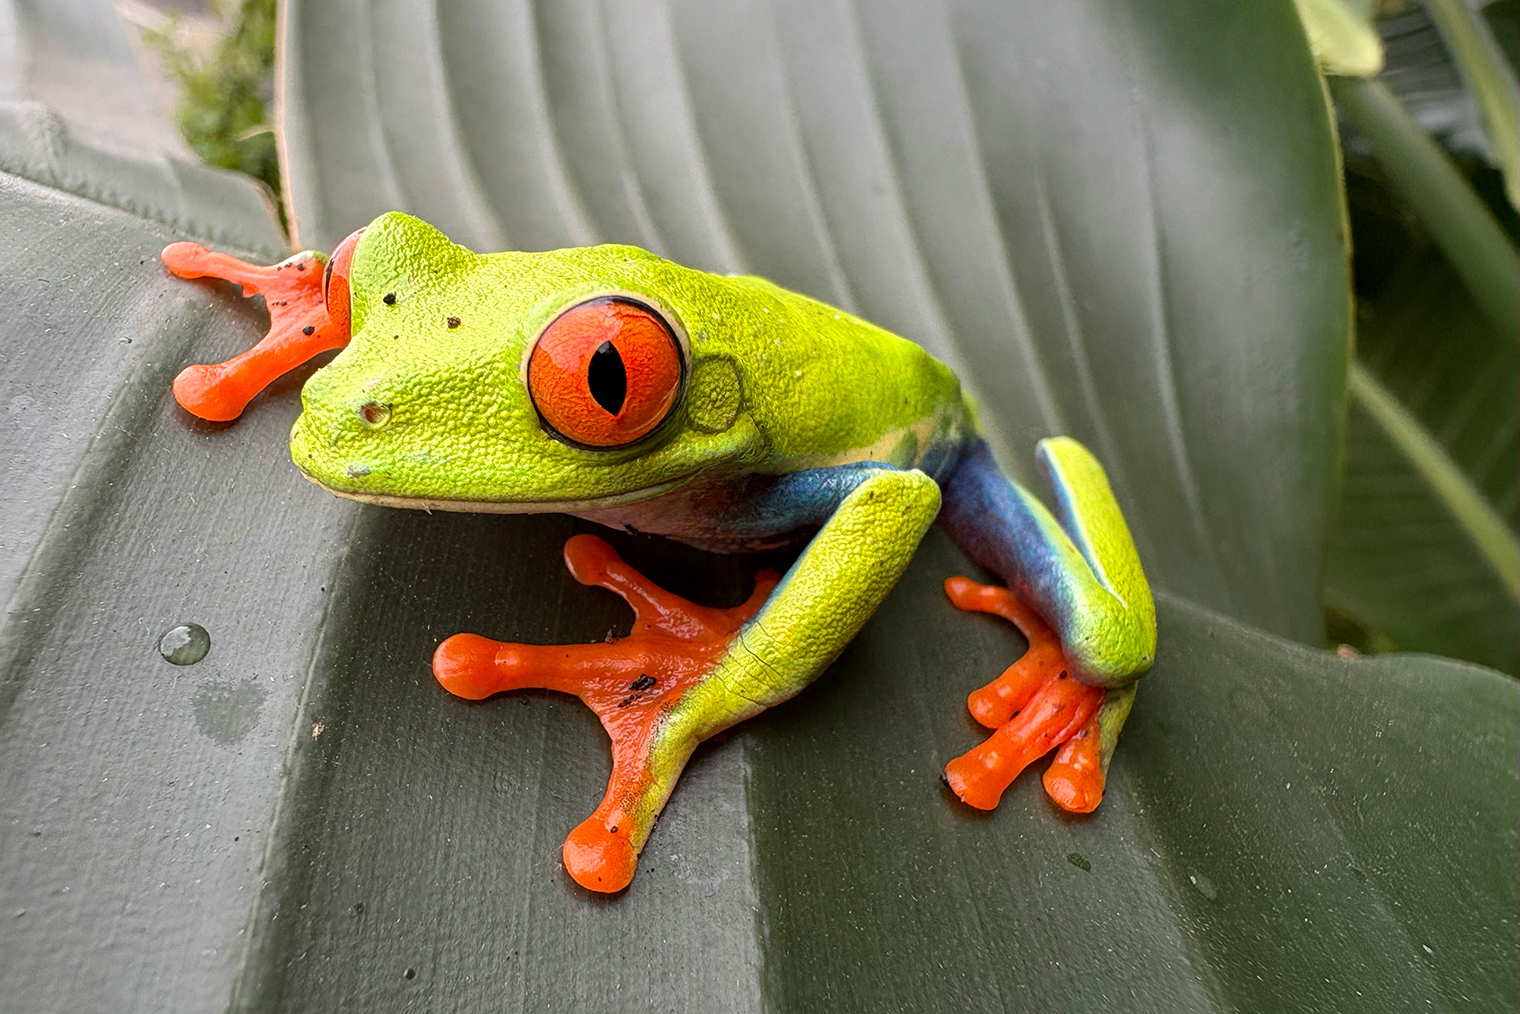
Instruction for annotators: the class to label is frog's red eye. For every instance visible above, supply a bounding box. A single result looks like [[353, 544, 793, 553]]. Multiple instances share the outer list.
[[321, 228, 364, 332], [528, 297, 684, 448]]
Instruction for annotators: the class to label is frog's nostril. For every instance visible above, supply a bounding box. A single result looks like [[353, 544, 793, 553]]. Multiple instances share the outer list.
[[357, 402, 391, 427]]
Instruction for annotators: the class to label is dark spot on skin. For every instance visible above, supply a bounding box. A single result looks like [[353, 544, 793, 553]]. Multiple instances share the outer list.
[[609, 825, 618, 834], [447, 316, 461, 328], [630, 674, 657, 692], [1058, 671, 1068, 679], [616, 694, 638, 709], [382, 292, 397, 305], [273, 300, 287, 306], [302, 325, 315, 335]]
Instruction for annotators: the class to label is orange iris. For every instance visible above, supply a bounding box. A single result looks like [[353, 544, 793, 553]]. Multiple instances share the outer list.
[[527, 297, 684, 448]]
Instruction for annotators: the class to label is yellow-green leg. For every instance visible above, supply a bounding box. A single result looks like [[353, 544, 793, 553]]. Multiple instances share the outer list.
[[433, 468, 942, 891]]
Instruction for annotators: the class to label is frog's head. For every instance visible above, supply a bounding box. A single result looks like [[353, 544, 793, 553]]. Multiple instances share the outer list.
[[290, 213, 759, 512]]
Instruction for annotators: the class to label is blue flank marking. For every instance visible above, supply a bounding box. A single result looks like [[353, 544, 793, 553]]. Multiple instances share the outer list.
[[937, 439, 1083, 638], [711, 463, 900, 541], [697, 426, 967, 545]]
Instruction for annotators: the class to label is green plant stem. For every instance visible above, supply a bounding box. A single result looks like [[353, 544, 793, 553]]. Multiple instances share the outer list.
[[1330, 75, 1519, 341], [1422, 0, 1520, 208], [1349, 360, 1520, 597]]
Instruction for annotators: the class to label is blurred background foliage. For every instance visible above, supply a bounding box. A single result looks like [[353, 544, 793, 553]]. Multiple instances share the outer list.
[[132, 0, 1518, 674], [1296, 0, 1518, 674], [134, 0, 282, 216]]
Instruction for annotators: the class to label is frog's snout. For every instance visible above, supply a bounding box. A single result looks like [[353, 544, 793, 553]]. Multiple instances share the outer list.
[[289, 382, 397, 491]]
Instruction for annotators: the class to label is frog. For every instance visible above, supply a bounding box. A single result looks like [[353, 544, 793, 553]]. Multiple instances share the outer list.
[[160, 211, 1156, 894]]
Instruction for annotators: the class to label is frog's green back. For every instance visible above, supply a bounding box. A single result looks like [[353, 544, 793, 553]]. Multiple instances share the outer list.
[[674, 270, 968, 470]]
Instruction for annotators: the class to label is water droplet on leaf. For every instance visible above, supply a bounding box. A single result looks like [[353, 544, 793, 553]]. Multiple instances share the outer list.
[[159, 623, 210, 665]]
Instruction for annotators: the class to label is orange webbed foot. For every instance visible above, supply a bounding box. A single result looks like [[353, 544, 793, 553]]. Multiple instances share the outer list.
[[942, 576, 1107, 813], [433, 534, 778, 893], [161, 230, 360, 421]]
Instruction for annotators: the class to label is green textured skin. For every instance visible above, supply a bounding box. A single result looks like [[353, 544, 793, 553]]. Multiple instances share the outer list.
[[617, 469, 943, 855], [1024, 438, 1157, 687], [291, 213, 970, 509]]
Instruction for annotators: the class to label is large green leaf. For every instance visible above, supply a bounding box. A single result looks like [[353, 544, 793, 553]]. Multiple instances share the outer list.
[[2, 1, 1515, 1013], [280, 0, 1351, 646]]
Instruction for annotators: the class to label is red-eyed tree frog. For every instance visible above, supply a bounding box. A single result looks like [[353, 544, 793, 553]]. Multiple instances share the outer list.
[[160, 212, 1156, 894]]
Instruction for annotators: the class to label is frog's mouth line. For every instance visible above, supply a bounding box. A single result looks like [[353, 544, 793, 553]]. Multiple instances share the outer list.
[[298, 469, 701, 515]]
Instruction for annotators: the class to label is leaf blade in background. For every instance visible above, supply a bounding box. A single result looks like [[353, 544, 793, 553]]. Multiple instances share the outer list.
[[1329, 74, 1520, 340], [0, 0, 189, 156], [1325, 248, 1518, 673], [1349, 363, 1517, 596]]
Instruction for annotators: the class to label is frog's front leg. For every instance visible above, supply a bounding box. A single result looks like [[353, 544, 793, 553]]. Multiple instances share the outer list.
[[433, 467, 941, 892], [938, 438, 1155, 813], [159, 230, 362, 420]]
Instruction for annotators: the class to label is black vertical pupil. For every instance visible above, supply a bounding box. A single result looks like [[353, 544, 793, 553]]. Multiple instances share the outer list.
[[587, 341, 627, 415]]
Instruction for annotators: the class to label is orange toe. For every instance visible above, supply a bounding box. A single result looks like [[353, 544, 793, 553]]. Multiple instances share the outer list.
[[1042, 712, 1105, 813], [563, 816, 637, 893], [432, 633, 506, 700]]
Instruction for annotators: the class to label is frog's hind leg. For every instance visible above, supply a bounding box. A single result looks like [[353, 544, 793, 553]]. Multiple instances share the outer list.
[[938, 438, 1154, 813]]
